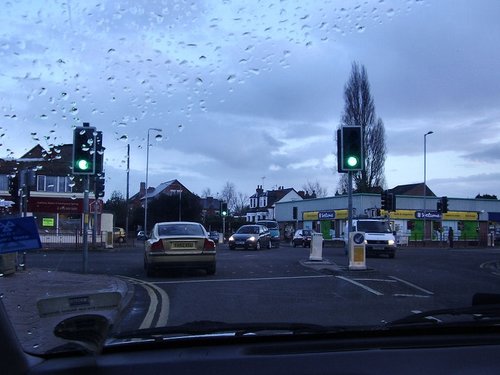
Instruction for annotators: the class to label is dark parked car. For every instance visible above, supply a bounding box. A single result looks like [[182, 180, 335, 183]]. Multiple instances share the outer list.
[[256, 220, 281, 247], [137, 230, 147, 241], [228, 224, 272, 250], [208, 231, 220, 243], [292, 229, 313, 247]]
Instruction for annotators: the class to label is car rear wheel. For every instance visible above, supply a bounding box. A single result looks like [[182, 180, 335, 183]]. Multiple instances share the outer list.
[[206, 263, 216, 275], [144, 258, 154, 277]]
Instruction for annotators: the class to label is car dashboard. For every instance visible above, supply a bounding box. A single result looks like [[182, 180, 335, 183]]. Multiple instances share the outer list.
[[7, 324, 500, 375]]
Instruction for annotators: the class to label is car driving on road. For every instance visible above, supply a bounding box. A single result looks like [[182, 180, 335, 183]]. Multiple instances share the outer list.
[[228, 224, 272, 250], [292, 229, 313, 247], [256, 220, 281, 248], [143, 221, 216, 276]]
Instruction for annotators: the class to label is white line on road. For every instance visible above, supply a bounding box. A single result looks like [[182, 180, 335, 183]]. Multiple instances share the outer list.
[[154, 275, 333, 285], [335, 276, 384, 296], [389, 276, 434, 295], [393, 294, 431, 298], [352, 278, 397, 283]]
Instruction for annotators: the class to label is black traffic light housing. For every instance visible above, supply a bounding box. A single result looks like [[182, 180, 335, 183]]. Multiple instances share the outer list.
[[73, 125, 96, 174], [95, 131, 104, 176], [441, 196, 448, 213], [95, 174, 105, 198], [381, 190, 396, 212], [8, 174, 19, 199], [221, 202, 228, 216], [338, 126, 363, 173]]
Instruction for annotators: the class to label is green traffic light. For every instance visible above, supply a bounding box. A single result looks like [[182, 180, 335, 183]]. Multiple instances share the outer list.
[[346, 156, 359, 168], [76, 159, 91, 171]]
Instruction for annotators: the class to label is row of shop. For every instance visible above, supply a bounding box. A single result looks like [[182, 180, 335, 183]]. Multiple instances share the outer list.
[[275, 193, 500, 246]]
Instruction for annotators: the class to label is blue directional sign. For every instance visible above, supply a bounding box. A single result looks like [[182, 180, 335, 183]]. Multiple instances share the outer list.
[[0, 217, 42, 254]]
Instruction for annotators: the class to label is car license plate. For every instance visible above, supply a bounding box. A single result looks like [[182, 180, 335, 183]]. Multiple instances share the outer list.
[[236, 241, 244, 245], [171, 242, 195, 249]]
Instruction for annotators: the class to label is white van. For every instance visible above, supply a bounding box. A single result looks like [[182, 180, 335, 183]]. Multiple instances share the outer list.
[[344, 219, 397, 258]]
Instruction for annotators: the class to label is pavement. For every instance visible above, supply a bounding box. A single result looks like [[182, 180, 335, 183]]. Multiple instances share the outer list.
[[0, 266, 131, 353]]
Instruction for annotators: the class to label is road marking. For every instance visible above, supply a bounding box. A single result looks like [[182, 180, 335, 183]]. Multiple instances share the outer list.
[[120, 276, 170, 328], [393, 294, 431, 298], [335, 276, 384, 296], [154, 275, 333, 285], [139, 282, 159, 329], [352, 278, 397, 283], [389, 276, 434, 295]]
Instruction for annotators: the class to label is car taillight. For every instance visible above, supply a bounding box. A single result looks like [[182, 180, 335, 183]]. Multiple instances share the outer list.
[[150, 240, 164, 251], [204, 238, 215, 250]]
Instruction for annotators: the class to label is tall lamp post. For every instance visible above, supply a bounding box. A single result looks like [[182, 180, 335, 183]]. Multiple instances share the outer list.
[[423, 131, 434, 242], [144, 127, 162, 235]]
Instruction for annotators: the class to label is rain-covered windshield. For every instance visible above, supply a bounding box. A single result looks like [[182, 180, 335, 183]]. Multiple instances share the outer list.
[[0, 0, 500, 359]]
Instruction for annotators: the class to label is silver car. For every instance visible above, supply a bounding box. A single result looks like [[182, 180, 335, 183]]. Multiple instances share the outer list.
[[144, 221, 216, 276]]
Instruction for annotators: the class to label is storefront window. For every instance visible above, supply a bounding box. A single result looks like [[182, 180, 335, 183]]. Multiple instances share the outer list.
[[36, 175, 73, 193]]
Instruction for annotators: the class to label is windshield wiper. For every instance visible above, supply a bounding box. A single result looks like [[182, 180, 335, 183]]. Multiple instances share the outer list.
[[112, 320, 347, 340], [387, 293, 500, 327]]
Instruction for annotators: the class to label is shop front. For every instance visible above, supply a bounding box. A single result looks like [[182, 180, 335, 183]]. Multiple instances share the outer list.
[[302, 210, 348, 240], [383, 209, 481, 244]]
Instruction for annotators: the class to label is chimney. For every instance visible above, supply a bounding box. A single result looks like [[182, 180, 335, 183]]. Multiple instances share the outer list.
[[140, 182, 146, 197]]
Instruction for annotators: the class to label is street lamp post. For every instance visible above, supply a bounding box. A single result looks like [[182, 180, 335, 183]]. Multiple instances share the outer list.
[[423, 131, 434, 242], [144, 128, 162, 235]]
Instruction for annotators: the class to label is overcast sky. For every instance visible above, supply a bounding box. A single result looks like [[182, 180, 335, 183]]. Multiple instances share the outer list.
[[1, 0, 499, 201]]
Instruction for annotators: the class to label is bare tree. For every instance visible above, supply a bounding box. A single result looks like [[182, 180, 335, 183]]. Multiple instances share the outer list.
[[337, 62, 386, 193], [233, 192, 249, 216], [201, 187, 213, 198], [302, 180, 328, 198], [220, 181, 237, 212]]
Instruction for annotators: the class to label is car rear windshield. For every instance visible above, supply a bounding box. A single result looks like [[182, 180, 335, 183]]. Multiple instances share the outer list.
[[158, 224, 204, 236], [356, 221, 392, 233]]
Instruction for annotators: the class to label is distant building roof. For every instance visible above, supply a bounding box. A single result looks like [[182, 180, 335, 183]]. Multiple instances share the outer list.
[[390, 183, 436, 197], [138, 179, 192, 201], [0, 144, 73, 176]]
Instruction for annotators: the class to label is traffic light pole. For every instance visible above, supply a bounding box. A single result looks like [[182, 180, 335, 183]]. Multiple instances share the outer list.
[[222, 216, 226, 242], [346, 171, 353, 255], [83, 175, 89, 273]]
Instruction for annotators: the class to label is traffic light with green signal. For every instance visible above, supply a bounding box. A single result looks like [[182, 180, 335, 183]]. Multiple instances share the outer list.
[[338, 126, 363, 172], [73, 126, 96, 174], [221, 202, 228, 216]]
